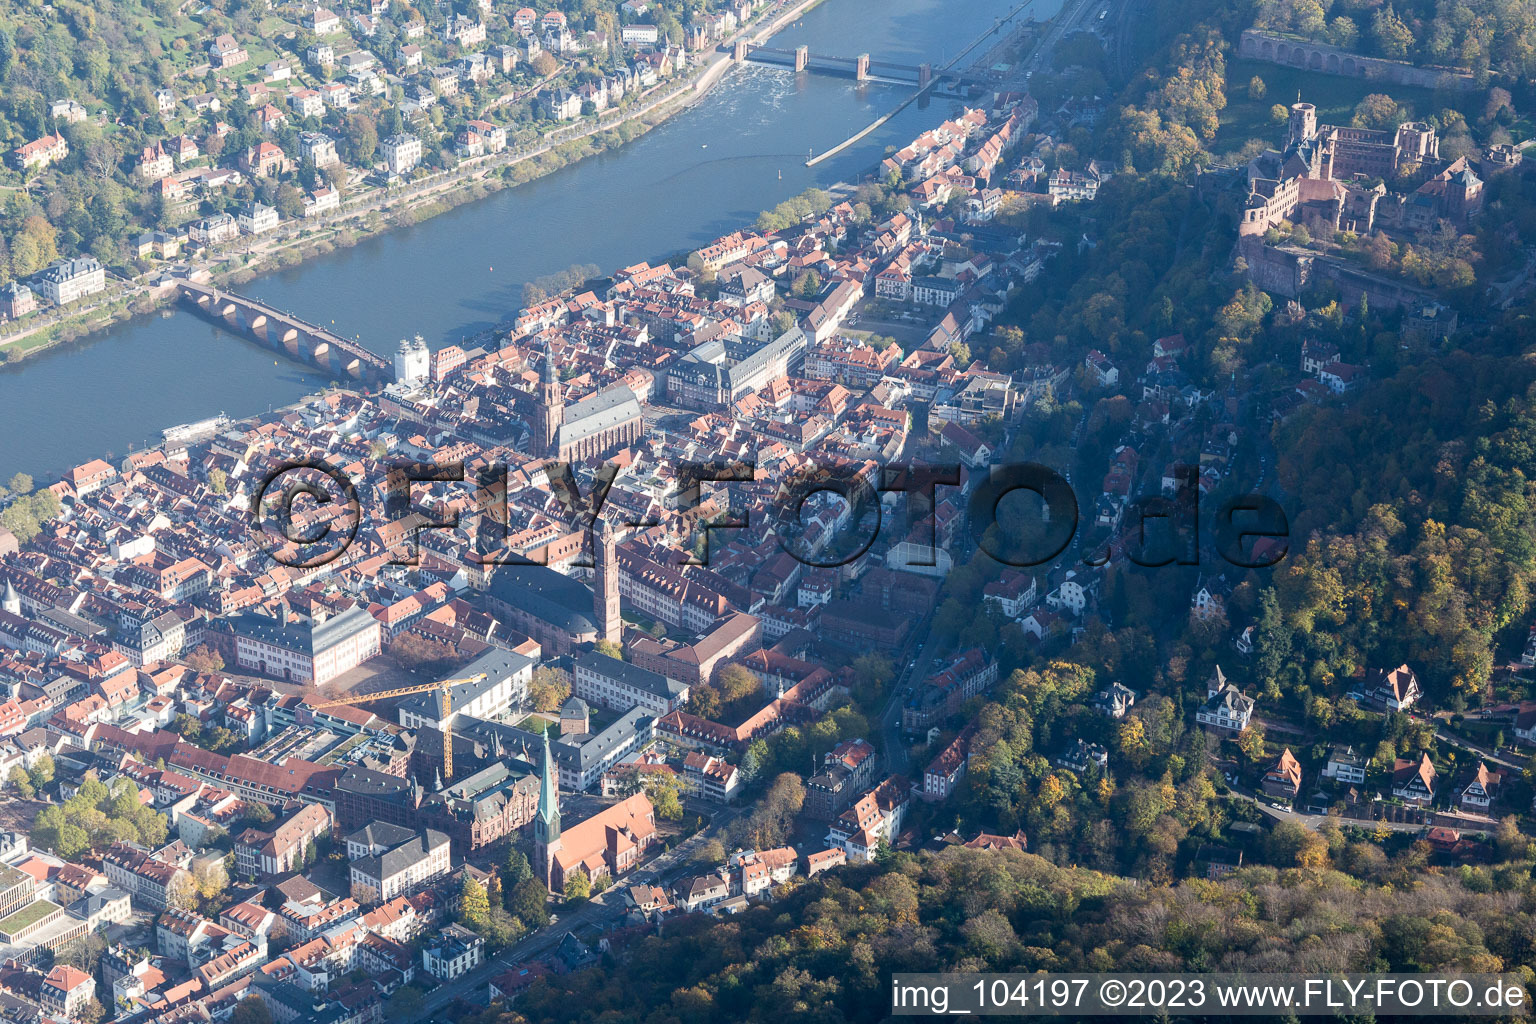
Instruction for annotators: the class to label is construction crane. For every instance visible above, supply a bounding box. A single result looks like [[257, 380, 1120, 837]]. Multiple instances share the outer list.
[[310, 672, 486, 783]]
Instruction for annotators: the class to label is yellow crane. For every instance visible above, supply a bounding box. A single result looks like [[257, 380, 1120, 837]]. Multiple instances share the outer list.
[[310, 673, 486, 782]]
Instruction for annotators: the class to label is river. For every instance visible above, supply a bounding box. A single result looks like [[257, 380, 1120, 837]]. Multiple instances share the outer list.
[[0, 0, 1042, 483]]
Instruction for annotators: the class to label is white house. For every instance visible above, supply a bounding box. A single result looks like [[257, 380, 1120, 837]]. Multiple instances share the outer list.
[[1194, 667, 1253, 734], [32, 258, 106, 306], [1323, 744, 1366, 785], [381, 133, 423, 175], [238, 202, 279, 235], [423, 924, 483, 980]]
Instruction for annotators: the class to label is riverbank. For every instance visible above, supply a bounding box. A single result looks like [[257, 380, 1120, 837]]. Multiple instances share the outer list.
[[0, 0, 835, 368], [0, 0, 1034, 484]]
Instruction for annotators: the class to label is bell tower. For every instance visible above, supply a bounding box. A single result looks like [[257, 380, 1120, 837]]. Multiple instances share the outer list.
[[593, 517, 621, 645], [536, 348, 564, 459]]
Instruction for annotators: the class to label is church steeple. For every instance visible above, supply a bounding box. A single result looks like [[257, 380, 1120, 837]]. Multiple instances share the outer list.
[[534, 728, 562, 890], [535, 348, 564, 459]]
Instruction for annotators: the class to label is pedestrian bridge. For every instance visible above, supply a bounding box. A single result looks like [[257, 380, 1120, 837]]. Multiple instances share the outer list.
[[177, 281, 392, 383]]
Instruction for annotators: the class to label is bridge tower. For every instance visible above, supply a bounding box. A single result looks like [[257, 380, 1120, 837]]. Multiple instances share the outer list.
[[856, 53, 869, 81], [918, 62, 932, 89], [733, 39, 747, 62], [794, 45, 808, 72]]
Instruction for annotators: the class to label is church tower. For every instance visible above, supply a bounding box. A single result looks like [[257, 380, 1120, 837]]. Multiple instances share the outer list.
[[533, 729, 563, 891], [594, 516, 621, 645], [535, 348, 564, 459]]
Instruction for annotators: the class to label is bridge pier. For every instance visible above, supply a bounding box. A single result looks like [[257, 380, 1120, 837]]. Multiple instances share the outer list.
[[794, 45, 808, 72], [856, 53, 869, 81], [733, 39, 747, 61], [919, 62, 932, 89]]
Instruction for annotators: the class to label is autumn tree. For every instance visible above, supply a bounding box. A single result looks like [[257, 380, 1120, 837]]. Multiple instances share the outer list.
[[1237, 723, 1267, 763], [166, 871, 199, 912], [528, 666, 572, 713], [1352, 93, 1403, 130], [1371, 5, 1414, 58], [647, 773, 684, 821], [231, 997, 273, 1024], [458, 876, 491, 929], [392, 633, 459, 676], [183, 645, 225, 674]]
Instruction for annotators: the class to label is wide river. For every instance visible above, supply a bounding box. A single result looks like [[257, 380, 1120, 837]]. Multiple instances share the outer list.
[[0, 0, 1040, 483]]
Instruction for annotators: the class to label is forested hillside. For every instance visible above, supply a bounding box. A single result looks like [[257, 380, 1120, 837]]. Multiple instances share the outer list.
[[477, 846, 1532, 1023], [1251, 0, 1536, 82]]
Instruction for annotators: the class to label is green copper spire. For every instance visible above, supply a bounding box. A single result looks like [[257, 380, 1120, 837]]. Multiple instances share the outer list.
[[537, 727, 560, 841]]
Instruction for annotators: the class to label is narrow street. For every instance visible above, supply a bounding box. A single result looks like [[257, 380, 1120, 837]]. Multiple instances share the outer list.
[[879, 612, 936, 775]]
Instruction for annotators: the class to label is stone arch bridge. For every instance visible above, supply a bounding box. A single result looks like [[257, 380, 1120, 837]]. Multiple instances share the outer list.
[[177, 281, 392, 383]]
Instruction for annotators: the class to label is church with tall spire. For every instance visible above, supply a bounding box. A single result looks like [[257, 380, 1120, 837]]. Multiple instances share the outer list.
[[530, 722, 657, 892], [534, 348, 565, 459], [533, 727, 562, 890], [524, 346, 644, 462]]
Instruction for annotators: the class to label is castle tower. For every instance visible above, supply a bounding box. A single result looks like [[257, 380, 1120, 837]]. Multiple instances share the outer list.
[[533, 729, 563, 891], [535, 348, 564, 459], [1287, 101, 1316, 150], [594, 516, 621, 645]]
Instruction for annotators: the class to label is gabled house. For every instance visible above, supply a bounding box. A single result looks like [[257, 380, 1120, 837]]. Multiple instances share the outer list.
[[1362, 663, 1420, 711], [1261, 748, 1302, 801], [1456, 761, 1501, 812], [1391, 753, 1436, 806]]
